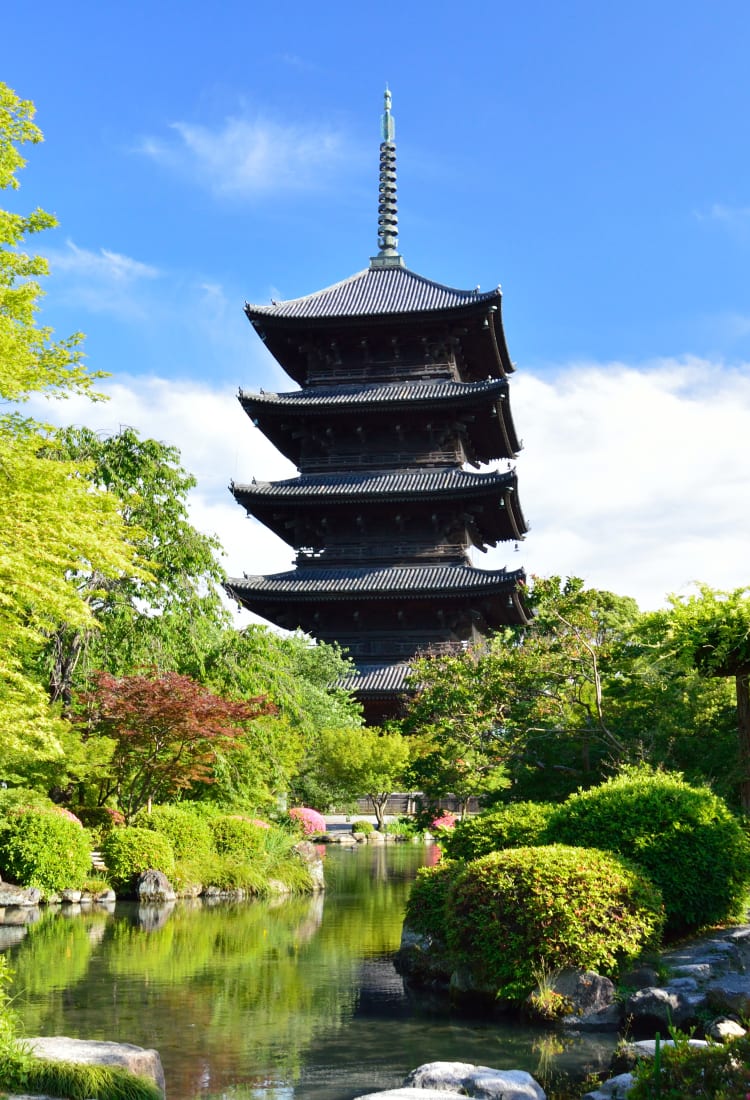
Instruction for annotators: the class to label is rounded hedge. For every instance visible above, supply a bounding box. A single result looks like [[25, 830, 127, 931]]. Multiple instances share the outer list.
[[352, 820, 374, 835], [209, 815, 268, 858], [0, 809, 91, 895], [132, 805, 214, 860], [445, 845, 664, 1000], [442, 801, 556, 862], [544, 769, 750, 934], [101, 827, 175, 895], [404, 858, 463, 939]]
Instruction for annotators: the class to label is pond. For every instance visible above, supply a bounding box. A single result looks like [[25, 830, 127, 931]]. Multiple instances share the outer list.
[[4, 844, 617, 1100]]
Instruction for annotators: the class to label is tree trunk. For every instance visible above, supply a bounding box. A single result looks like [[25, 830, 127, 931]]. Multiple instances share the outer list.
[[370, 795, 386, 830], [736, 673, 750, 815]]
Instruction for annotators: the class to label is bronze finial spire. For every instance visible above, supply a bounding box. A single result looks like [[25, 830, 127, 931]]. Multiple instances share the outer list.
[[371, 86, 405, 269]]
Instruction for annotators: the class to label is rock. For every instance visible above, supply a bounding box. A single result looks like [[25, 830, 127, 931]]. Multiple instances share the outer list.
[[136, 903, 175, 931], [624, 985, 701, 1030], [704, 975, 750, 1016], [0, 884, 41, 906], [368, 831, 386, 844], [294, 840, 326, 890], [706, 1016, 747, 1041], [544, 969, 621, 1031], [60, 889, 82, 903], [612, 1038, 708, 1074], [27, 1037, 165, 1096], [582, 1072, 634, 1100], [394, 929, 452, 991], [405, 1060, 546, 1100], [0, 905, 41, 925], [135, 869, 176, 903]]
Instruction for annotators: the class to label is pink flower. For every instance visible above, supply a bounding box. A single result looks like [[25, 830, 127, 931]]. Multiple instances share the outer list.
[[431, 812, 457, 830], [289, 806, 327, 836]]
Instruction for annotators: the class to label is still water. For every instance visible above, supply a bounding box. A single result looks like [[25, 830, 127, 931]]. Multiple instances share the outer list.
[[5, 845, 616, 1100]]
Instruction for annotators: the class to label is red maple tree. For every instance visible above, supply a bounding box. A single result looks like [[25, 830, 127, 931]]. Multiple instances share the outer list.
[[76, 670, 275, 819]]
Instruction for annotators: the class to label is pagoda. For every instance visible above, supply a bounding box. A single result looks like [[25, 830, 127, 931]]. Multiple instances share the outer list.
[[228, 90, 529, 721]]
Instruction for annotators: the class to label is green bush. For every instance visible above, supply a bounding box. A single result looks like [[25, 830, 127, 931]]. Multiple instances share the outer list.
[[352, 819, 374, 835], [442, 801, 556, 861], [100, 828, 175, 895], [628, 1030, 750, 1099], [209, 815, 268, 858], [132, 805, 214, 859], [445, 845, 664, 1000], [0, 810, 91, 895], [403, 859, 463, 939], [545, 768, 750, 935]]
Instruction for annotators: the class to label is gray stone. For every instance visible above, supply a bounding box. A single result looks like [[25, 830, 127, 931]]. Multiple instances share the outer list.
[[136, 903, 175, 931], [582, 1072, 634, 1100], [613, 1038, 708, 1073], [618, 966, 658, 990], [27, 1037, 165, 1096], [706, 1016, 747, 1041], [294, 840, 326, 890], [405, 1060, 545, 1100], [60, 889, 82, 903], [135, 869, 176, 903], [705, 975, 750, 1016], [0, 884, 41, 906], [0, 905, 40, 925], [624, 986, 699, 1029]]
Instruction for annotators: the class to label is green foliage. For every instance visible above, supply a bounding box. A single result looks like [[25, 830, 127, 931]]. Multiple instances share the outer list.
[[546, 767, 750, 934], [1, 1057, 163, 1100], [442, 801, 556, 861], [628, 1030, 750, 1099], [100, 827, 175, 894], [403, 859, 463, 938], [445, 845, 664, 1000], [131, 804, 213, 859], [0, 954, 28, 1079], [352, 819, 374, 835], [0, 85, 140, 768], [0, 809, 90, 894], [313, 726, 410, 825], [209, 815, 268, 858]]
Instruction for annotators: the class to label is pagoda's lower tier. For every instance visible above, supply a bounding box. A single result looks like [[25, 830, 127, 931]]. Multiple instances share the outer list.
[[227, 562, 527, 720]]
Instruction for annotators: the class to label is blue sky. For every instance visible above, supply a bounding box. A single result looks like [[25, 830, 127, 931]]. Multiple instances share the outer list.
[[5, 1, 750, 610]]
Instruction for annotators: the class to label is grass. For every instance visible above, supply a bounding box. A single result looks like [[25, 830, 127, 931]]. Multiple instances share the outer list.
[[0, 1054, 163, 1100]]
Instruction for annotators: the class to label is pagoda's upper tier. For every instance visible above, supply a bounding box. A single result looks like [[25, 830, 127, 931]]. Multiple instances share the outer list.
[[246, 265, 502, 321], [245, 264, 514, 385]]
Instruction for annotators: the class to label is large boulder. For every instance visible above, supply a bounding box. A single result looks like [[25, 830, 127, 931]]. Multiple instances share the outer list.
[[294, 840, 326, 889], [27, 1037, 165, 1096], [405, 1060, 545, 1100], [0, 884, 41, 906], [135, 869, 176, 903]]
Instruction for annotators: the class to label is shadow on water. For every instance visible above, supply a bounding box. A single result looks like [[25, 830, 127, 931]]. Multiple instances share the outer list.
[[2, 845, 616, 1100]]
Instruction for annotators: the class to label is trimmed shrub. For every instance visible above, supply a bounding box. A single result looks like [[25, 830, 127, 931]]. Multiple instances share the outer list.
[[442, 801, 556, 861], [289, 806, 326, 836], [132, 805, 214, 860], [445, 845, 664, 1000], [0, 809, 91, 895], [403, 859, 463, 939], [352, 819, 374, 835], [545, 768, 750, 934], [209, 815, 269, 858], [101, 827, 175, 895]]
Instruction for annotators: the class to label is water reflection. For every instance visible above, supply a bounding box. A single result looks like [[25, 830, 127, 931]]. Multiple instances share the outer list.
[[3, 845, 616, 1100]]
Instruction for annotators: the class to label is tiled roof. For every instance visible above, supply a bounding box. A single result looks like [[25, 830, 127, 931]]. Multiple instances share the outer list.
[[246, 265, 502, 321], [232, 468, 516, 501], [228, 563, 525, 600], [239, 377, 507, 410], [337, 663, 414, 694]]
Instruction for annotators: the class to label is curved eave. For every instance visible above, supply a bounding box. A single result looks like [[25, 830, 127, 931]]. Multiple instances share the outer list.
[[227, 565, 526, 602], [238, 377, 508, 414], [245, 266, 503, 323]]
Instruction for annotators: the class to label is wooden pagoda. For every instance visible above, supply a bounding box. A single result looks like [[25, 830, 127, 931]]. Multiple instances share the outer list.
[[228, 90, 529, 720]]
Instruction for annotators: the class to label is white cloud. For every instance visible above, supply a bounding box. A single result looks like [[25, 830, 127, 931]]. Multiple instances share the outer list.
[[45, 240, 161, 318], [29, 358, 750, 616], [48, 240, 161, 283], [138, 115, 349, 197]]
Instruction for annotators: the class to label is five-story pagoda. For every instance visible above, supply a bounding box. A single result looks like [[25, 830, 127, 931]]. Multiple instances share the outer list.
[[228, 91, 529, 720]]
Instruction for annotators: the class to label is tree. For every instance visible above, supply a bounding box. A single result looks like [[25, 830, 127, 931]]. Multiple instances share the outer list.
[[74, 670, 275, 819], [43, 426, 229, 707], [402, 578, 642, 807], [661, 584, 750, 814], [0, 84, 137, 774], [314, 727, 411, 828]]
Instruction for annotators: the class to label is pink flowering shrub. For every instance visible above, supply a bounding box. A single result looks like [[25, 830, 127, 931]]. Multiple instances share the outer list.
[[431, 812, 457, 831], [289, 806, 327, 836]]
